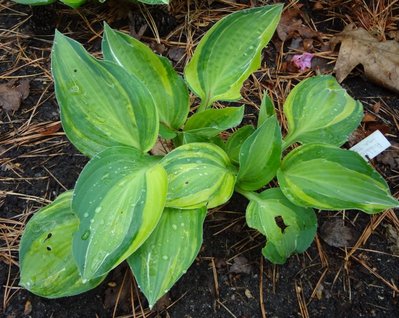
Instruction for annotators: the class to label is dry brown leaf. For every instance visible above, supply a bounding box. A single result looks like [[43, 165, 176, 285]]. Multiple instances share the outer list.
[[0, 79, 30, 112], [23, 300, 32, 316], [277, 5, 322, 42], [331, 24, 399, 93], [376, 142, 399, 170], [320, 220, 356, 248], [229, 256, 252, 274], [384, 224, 399, 255], [362, 112, 377, 122]]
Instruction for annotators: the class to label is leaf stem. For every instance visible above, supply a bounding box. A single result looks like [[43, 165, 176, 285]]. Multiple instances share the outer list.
[[197, 99, 209, 112], [281, 135, 295, 151], [235, 187, 259, 202]]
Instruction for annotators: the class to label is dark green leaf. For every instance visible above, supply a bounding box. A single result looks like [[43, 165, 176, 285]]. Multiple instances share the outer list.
[[237, 115, 282, 191], [225, 125, 255, 164], [258, 92, 275, 126], [184, 106, 244, 137]]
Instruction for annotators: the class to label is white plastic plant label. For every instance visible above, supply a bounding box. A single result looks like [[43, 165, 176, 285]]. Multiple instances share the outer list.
[[350, 130, 391, 161]]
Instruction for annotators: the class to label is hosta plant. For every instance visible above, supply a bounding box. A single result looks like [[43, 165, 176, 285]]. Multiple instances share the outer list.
[[13, 0, 168, 9], [19, 3, 398, 309]]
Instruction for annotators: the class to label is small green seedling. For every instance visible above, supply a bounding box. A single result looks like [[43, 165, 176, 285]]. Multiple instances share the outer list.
[[13, 0, 168, 9], [19, 4, 398, 309]]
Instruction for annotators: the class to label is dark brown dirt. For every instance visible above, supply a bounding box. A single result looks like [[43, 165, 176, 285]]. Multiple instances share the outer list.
[[1, 1, 398, 317]]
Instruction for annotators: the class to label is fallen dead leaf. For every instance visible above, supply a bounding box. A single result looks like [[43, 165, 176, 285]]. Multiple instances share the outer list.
[[331, 24, 399, 93], [313, 1, 324, 10], [362, 112, 378, 122], [320, 220, 356, 248], [23, 300, 32, 315], [384, 224, 399, 255], [229, 256, 252, 275], [277, 5, 322, 42], [314, 283, 324, 300], [348, 128, 367, 147], [0, 79, 30, 112], [372, 101, 381, 113], [150, 137, 173, 156], [168, 47, 185, 62], [376, 142, 399, 170]]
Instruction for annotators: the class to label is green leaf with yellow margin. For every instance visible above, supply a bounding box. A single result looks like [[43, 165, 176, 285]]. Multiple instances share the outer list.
[[52, 31, 159, 157], [19, 191, 105, 298], [184, 4, 282, 111], [277, 144, 399, 213], [72, 146, 167, 280], [161, 143, 236, 209], [245, 188, 317, 264], [128, 206, 206, 308], [102, 23, 188, 130], [283, 75, 363, 148]]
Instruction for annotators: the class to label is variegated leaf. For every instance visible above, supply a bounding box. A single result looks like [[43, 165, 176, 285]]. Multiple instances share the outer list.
[[283, 75, 363, 148], [184, 4, 283, 110], [72, 147, 167, 279], [128, 206, 206, 308], [161, 143, 236, 209], [19, 192, 105, 298], [102, 24, 189, 130], [277, 143, 399, 213], [52, 31, 159, 157]]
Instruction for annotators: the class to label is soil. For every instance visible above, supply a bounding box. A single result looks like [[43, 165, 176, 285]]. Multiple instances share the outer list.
[[1, 1, 399, 317]]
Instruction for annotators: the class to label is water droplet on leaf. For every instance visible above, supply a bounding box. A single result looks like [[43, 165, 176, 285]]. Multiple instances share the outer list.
[[69, 85, 79, 93]]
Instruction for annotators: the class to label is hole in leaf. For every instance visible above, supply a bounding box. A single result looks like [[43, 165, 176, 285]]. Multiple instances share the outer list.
[[73, 69, 77, 73], [274, 216, 288, 233], [46, 246, 52, 251], [185, 181, 189, 185]]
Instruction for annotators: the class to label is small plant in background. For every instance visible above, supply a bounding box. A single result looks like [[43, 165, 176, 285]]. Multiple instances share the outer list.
[[12, 0, 169, 9], [19, 3, 398, 309]]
